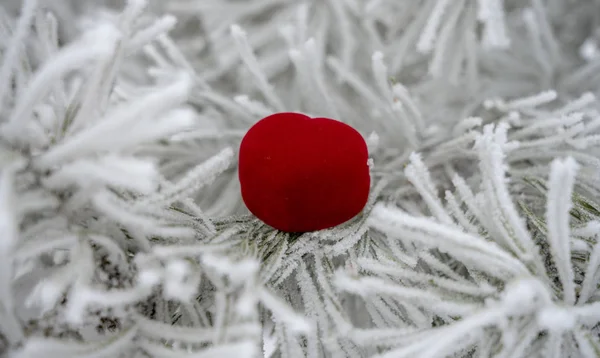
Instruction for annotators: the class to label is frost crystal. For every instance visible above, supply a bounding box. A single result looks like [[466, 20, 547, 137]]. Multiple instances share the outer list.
[[1, 0, 600, 357]]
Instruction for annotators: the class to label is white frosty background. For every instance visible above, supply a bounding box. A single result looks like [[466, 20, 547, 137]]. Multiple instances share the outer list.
[[1, 0, 600, 357]]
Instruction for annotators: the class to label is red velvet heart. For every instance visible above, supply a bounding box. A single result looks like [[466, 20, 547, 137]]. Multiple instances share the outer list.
[[238, 112, 370, 232]]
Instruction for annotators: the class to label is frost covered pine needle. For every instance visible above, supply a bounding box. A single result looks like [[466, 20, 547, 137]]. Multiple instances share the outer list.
[[1, 0, 600, 357]]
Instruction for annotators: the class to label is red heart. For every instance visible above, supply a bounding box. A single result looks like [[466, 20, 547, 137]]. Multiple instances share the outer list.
[[238, 112, 370, 232]]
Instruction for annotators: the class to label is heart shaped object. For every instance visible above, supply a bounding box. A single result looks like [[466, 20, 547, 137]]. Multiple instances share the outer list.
[[238, 112, 370, 232]]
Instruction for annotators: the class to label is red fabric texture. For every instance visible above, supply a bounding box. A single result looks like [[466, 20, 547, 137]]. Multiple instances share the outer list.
[[238, 112, 370, 232]]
